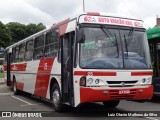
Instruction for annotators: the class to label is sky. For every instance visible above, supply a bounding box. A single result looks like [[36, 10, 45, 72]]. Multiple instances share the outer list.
[[0, 0, 159, 29]]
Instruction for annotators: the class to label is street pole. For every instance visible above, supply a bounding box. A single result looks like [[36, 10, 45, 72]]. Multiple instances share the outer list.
[[83, 0, 85, 12]]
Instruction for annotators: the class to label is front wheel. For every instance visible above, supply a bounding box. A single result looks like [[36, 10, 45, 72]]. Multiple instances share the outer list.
[[51, 83, 64, 112], [103, 100, 120, 108]]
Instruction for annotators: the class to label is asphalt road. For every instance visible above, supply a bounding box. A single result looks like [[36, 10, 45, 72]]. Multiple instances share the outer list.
[[0, 83, 160, 120]]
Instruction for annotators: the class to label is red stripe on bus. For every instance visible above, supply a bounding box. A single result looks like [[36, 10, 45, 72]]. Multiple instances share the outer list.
[[34, 58, 54, 98], [131, 71, 153, 76], [16, 82, 24, 91], [4, 65, 7, 71], [10, 63, 27, 71], [74, 71, 116, 76], [50, 18, 70, 36]]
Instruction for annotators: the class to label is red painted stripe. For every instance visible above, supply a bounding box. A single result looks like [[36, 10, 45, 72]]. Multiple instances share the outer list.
[[34, 58, 54, 97], [131, 71, 153, 76], [4, 65, 7, 71], [16, 82, 24, 91], [87, 12, 100, 16], [74, 71, 116, 76], [50, 18, 70, 36], [80, 86, 153, 103], [4, 63, 27, 71]]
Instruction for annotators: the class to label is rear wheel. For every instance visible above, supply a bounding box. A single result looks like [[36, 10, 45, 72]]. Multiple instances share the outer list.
[[13, 78, 20, 95], [51, 83, 64, 112], [103, 100, 120, 108]]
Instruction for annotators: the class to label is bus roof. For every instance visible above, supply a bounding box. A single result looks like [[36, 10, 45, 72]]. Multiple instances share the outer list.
[[147, 26, 160, 40], [6, 12, 144, 50]]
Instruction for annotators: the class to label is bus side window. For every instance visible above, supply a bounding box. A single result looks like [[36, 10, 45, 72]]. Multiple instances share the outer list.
[[45, 30, 58, 58], [26, 40, 34, 61], [33, 34, 44, 60], [11, 47, 16, 63], [15, 46, 19, 63], [19, 43, 26, 62]]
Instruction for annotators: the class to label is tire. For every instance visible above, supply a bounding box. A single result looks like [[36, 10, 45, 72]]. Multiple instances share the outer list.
[[13, 78, 20, 95], [51, 83, 64, 112], [103, 100, 120, 108]]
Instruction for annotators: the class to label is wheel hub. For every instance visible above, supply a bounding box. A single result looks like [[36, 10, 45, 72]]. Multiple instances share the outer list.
[[52, 89, 60, 107]]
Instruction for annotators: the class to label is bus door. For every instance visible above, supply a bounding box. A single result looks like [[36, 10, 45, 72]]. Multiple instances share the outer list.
[[6, 51, 11, 86], [60, 32, 74, 106]]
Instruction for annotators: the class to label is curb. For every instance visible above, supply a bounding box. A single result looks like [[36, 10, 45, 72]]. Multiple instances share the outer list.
[[0, 82, 4, 85]]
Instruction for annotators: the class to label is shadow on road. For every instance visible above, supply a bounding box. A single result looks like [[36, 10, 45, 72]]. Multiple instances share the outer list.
[[17, 91, 128, 117]]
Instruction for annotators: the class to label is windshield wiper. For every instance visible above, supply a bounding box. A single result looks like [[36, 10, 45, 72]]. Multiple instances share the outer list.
[[114, 33, 119, 58], [124, 35, 128, 58], [128, 27, 134, 38], [100, 25, 119, 58]]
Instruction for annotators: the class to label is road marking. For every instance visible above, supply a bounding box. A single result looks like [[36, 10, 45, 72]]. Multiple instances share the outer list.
[[11, 95, 32, 105], [20, 103, 42, 106], [145, 117, 159, 120], [0, 92, 13, 95]]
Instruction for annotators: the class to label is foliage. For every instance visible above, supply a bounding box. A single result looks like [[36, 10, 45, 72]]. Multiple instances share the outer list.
[[0, 21, 46, 48], [0, 22, 11, 48]]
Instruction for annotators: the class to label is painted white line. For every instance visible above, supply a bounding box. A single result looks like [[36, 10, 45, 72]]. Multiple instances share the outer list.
[[11, 95, 32, 105], [0, 92, 13, 95], [145, 117, 159, 120], [20, 103, 42, 106]]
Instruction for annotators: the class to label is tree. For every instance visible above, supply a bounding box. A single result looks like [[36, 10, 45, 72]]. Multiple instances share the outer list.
[[6, 22, 27, 44], [0, 22, 11, 48], [26, 23, 46, 37], [6, 22, 46, 44], [0, 22, 46, 47]]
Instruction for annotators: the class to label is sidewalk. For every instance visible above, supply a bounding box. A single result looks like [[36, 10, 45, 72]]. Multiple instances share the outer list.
[[0, 78, 4, 85], [0, 78, 12, 94]]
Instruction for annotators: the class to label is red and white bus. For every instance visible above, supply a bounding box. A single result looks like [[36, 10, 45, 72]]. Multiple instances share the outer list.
[[4, 12, 153, 112]]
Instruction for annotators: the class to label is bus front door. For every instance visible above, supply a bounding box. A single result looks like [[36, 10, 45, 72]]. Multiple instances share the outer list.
[[6, 53, 11, 86], [61, 32, 74, 106]]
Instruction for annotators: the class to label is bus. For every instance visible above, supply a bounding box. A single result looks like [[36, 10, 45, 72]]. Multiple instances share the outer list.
[[0, 58, 4, 78], [147, 27, 160, 96], [4, 12, 153, 112]]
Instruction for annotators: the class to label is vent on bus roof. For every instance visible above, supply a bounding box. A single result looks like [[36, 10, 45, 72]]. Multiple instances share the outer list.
[[87, 12, 100, 16]]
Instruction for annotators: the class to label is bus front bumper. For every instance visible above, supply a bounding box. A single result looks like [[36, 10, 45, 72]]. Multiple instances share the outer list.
[[80, 85, 153, 103]]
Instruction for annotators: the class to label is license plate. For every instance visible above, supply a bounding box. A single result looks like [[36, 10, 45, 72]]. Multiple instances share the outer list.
[[119, 90, 130, 94]]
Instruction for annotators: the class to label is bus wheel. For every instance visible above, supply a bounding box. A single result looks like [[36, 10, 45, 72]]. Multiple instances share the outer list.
[[51, 83, 63, 112], [103, 100, 120, 108], [13, 78, 20, 95]]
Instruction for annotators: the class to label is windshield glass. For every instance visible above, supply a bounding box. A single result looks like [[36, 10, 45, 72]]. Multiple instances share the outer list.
[[79, 26, 151, 69]]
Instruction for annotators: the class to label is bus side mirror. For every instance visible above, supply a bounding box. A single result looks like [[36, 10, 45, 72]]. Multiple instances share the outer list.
[[76, 28, 85, 43]]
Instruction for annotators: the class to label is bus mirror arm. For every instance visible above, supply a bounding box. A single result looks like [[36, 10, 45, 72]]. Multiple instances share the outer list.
[[76, 28, 85, 43]]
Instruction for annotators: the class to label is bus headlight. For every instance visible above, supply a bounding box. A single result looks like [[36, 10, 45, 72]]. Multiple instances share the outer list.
[[146, 77, 151, 83], [95, 79, 100, 84], [80, 77, 86, 86], [87, 78, 93, 84], [142, 78, 146, 83]]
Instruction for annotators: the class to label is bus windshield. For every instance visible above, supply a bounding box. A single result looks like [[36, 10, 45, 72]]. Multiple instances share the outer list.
[[79, 26, 151, 69]]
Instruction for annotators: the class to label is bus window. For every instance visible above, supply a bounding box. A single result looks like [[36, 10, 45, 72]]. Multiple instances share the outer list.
[[11, 47, 16, 63], [26, 40, 34, 61], [45, 30, 58, 58], [33, 35, 44, 60], [15, 46, 19, 62], [19, 43, 26, 62]]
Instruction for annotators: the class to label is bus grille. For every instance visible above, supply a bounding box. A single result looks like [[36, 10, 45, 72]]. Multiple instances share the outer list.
[[109, 89, 136, 100], [107, 80, 138, 87]]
